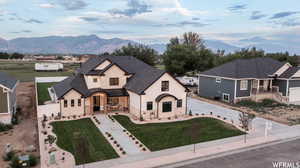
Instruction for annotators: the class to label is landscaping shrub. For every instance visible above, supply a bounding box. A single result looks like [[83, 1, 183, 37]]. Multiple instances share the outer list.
[[237, 100, 257, 107], [189, 110, 192, 116], [0, 123, 13, 132], [47, 135, 56, 144], [9, 156, 21, 168], [2, 151, 15, 161], [237, 99, 286, 113], [29, 154, 38, 167]]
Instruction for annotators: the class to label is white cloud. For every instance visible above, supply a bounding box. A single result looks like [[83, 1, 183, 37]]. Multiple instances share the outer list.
[[148, 0, 207, 16], [0, 0, 9, 5], [39, 3, 55, 8]]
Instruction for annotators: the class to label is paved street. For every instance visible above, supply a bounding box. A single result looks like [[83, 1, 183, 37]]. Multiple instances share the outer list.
[[169, 138, 300, 168]]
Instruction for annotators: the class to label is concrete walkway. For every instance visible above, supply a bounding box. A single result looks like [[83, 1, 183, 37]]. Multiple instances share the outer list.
[[94, 114, 142, 155], [187, 97, 289, 136]]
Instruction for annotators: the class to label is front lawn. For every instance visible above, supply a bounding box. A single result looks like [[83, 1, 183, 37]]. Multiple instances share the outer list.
[[50, 118, 118, 165], [37, 82, 57, 105], [113, 115, 244, 151]]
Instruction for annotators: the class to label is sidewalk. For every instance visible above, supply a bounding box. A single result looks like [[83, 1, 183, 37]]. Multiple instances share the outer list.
[[94, 115, 143, 155]]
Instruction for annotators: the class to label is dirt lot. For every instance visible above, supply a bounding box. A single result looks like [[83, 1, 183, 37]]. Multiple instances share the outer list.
[[0, 82, 39, 168], [192, 96, 300, 125]]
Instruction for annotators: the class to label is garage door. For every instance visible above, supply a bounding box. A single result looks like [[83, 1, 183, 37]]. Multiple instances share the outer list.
[[289, 87, 300, 102]]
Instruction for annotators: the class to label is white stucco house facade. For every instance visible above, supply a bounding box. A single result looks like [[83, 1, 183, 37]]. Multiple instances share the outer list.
[[52, 56, 188, 120]]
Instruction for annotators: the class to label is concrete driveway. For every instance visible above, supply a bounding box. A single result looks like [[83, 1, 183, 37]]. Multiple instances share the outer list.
[[187, 97, 289, 136]]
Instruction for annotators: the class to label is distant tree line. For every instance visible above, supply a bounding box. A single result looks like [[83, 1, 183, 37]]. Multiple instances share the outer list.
[[108, 32, 299, 76], [162, 32, 299, 75], [0, 52, 24, 59]]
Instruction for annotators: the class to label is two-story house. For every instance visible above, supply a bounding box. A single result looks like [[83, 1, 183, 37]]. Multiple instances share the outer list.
[[53, 56, 188, 120], [0, 72, 18, 124]]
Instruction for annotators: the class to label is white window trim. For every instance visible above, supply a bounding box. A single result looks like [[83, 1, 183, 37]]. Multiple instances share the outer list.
[[240, 80, 248, 91], [216, 78, 221, 83], [222, 93, 230, 103]]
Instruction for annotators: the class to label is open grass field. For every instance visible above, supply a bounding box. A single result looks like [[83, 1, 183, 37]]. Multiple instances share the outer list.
[[36, 82, 57, 105], [0, 60, 79, 82], [51, 118, 119, 165], [113, 115, 244, 151]]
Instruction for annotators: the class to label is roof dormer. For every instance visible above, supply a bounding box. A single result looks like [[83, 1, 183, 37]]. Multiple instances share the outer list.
[[94, 59, 112, 70]]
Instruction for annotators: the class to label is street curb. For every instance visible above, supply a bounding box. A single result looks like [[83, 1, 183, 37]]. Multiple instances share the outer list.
[[156, 136, 300, 168]]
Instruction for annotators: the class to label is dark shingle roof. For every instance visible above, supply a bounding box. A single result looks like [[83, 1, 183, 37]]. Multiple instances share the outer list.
[[53, 56, 167, 99], [279, 67, 300, 78], [201, 57, 286, 79], [53, 74, 89, 99], [0, 72, 18, 89]]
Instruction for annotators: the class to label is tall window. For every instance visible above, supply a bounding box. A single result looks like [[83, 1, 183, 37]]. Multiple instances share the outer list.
[[147, 102, 153, 110], [108, 97, 119, 106], [240, 80, 248, 90], [71, 99, 75, 107], [177, 99, 182, 108], [161, 81, 169, 91], [162, 102, 172, 112], [64, 100, 68, 108], [109, 78, 119, 86], [93, 78, 98, 83], [78, 99, 81, 107]]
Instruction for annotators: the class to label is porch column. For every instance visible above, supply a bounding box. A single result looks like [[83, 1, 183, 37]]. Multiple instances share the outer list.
[[257, 80, 260, 94]]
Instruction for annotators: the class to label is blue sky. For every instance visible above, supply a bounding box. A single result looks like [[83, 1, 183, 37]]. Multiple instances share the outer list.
[[0, 0, 300, 46]]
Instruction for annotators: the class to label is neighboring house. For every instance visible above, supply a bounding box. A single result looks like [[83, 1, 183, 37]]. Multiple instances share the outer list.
[[0, 72, 18, 124], [198, 57, 300, 104], [52, 56, 188, 120], [35, 63, 63, 72]]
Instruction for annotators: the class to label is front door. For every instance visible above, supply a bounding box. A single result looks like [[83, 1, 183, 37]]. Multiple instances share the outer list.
[[93, 96, 101, 112]]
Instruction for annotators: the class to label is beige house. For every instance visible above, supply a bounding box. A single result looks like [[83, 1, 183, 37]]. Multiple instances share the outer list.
[[53, 56, 188, 120], [0, 72, 18, 124]]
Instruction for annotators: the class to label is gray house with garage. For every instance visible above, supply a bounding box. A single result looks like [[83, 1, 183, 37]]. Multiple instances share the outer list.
[[0, 72, 18, 124], [198, 57, 300, 104]]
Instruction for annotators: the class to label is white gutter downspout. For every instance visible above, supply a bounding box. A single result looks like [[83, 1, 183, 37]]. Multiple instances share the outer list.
[[234, 80, 237, 103], [286, 79, 290, 105]]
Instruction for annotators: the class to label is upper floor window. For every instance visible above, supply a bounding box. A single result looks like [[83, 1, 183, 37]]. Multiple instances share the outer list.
[[147, 102, 153, 110], [216, 78, 221, 83], [109, 78, 119, 86], [93, 78, 98, 83], [240, 80, 248, 91], [161, 81, 169, 91], [71, 99, 75, 107]]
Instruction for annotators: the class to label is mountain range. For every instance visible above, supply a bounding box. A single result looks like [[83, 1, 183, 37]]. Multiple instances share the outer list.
[[0, 35, 298, 55]]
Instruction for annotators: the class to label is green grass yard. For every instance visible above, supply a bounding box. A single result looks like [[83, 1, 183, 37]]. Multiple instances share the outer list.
[[0, 61, 78, 82], [37, 82, 57, 105], [51, 118, 119, 165], [113, 115, 244, 151]]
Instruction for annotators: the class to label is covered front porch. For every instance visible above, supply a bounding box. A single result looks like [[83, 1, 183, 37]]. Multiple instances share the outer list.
[[86, 89, 129, 114], [249, 79, 287, 102], [251, 79, 279, 95]]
